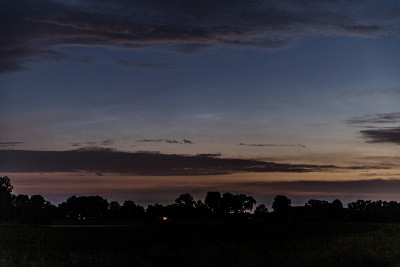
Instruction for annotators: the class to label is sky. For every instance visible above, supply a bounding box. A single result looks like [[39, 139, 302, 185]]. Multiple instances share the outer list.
[[1, 0, 400, 207]]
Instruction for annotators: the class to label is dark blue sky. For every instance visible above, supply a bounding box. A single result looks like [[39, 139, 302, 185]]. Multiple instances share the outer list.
[[1, 0, 400, 205]]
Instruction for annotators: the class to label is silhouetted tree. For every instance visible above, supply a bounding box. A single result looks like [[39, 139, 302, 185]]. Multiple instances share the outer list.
[[175, 193, 195, 208], [13, 173, 400, 224], [241, 194, 256, 213], [82, 196, 109, 220], [28, 195, 55, 224], [386, 201, 400, 221], [329, 199, 345, 222], [272, 195, 291, 220], [254, 204, 268, 215], [0, 176, 13, 195], [229, 194, 256, 214], [15, 194, 30, 209], [15, 194, 30, 222], [30, 195, 46, 208], [195, 199, 205, 208], [272, 195, 291, 212], [146, 203, 166, 219], [109, 201, 120, 210], [304, 199, 344, 222], [172, 193, 203, 219], [205, 191, 222, 214], [332, 199, 343, 209], [0, 176, 14, 221], [305, 199, 329, 209], [12, 194, 55, 224], [347, 199, 370, 221], [221, 192, 235, 214], [108, 201, 121, 219], [121, 200, 145, 220], [346, 199, 400, 222], [218, 193, 257, 215], [194, 199, 211, 218], [58, 195, 109, 221]]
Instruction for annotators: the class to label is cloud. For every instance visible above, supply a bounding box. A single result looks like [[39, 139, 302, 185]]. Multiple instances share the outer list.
[[305, 123, 331, 127], [196, 153, 221, 158], [165, 139, 179, 144], [116, 59, 179, 70], [344, 112, 400, 145], [70, 143, 81, 147], [72, 146, 116, 152], [0, 142, 24, 148], [138, 138, 194, 144], [101, 139, 114, 146], [137, 139, 165, 143], [360, 127, 400, 145], [0, 149, 367, 176], [1, 0, 398, 73], [345, 112, 400, 125], [70, 139, 114, 147], [38, 49, 97, 64], [239, 143, 306, 148]]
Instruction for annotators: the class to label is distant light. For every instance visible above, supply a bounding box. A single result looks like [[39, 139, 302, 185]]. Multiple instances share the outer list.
[[162, 217, 168, 221]]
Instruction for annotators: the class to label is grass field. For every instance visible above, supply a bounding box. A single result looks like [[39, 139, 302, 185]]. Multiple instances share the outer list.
[[0, 222, 400, 266]]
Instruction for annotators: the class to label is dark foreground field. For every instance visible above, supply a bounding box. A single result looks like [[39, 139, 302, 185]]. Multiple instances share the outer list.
[[0, 222, 400, 266]]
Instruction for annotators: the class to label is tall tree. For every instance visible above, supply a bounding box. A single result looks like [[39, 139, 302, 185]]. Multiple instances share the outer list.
[[272, 195, 291, 219], [0, 176, 13, 205], [205, 191, 222, 214], [221, 192, 235, 214], [175, 193, 196, 208], [254, 204, 268, 215], [0, 176, 14, 220]]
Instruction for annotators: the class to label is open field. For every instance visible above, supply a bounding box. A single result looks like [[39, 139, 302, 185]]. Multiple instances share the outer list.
[[0, 222, 400, 266]]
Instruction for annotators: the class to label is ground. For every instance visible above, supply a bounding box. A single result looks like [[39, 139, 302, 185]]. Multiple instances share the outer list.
[[0, 222, 399, 266]]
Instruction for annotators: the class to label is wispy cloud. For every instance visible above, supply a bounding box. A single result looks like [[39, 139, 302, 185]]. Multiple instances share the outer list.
[[72, 146, 116, 152], [138, 138, 194, 144], [0, 142, 24, 148], [116, 60, 179, 70], [41, 50, 97, 64], [70, 139, 115, 148], [1, 0, 398, 73], [345, 112, 400, 125], [101, 139, 114, 146], [345, 112, 400, 145], [239, 143, 306, 148]]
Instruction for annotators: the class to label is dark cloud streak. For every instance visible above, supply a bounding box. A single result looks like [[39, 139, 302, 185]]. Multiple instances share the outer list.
[[138, 138, 194, 144], [345, 112, 400, 145], [239, 143, 306, 148], [0, 149, 359, 176], [70, 139, 115, 147], [360, 127, 400, 145], [1, 0, 398, 73]]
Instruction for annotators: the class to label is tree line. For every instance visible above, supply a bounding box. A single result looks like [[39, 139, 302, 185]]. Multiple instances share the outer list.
[[1, 176, 400, 224]]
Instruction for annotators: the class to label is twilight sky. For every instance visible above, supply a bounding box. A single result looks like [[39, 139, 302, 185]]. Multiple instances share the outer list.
[[1, 0, 400, 207]]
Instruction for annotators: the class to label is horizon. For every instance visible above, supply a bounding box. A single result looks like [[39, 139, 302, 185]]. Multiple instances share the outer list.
[[1, 0, 400, 207]]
